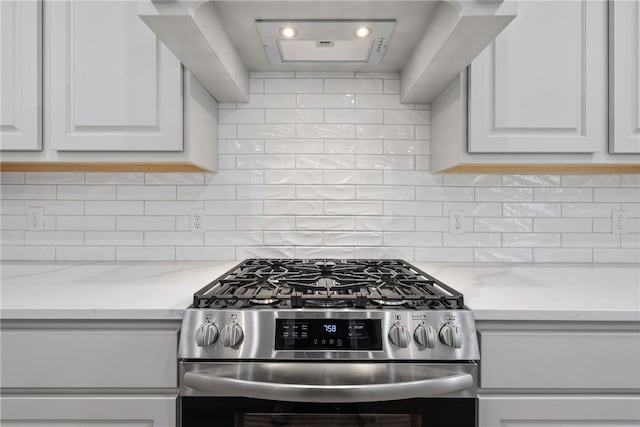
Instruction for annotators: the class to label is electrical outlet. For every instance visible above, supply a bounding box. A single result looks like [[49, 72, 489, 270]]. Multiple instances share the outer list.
[[190, 209, 205, 233], [27, 207, 44, 231], [449, 210, 464, 234], [612, 210, 626, 234]]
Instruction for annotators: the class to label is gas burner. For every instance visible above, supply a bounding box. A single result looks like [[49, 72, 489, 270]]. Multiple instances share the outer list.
[[192, 259, 465, 310]]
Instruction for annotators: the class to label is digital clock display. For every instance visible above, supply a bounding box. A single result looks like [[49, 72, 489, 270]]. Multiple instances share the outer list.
[[275, 319, 382, 350]]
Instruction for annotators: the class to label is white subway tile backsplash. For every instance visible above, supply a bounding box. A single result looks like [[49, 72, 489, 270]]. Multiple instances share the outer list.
[[594, 188, 640, 203], [58, 216, 115, 231], [85, 201, 143, 215], [384, 201, 442, 217], [117, 247, 174, 261], [57, 246, 115, 261], [356, 124, 414, 140], [116, 216, 174, 231], [296, 216, 355, 231], [356, 186, 414, 200], [383, 231, 441, 247], [534, 218, 592, 233], [355, 155, 414, 170], [324, 139, 383, 154], [237, 185, 295, 200], [265, 110, 324, 124], [237, 124, 295, 139], [264, 200, 323, 215], [356, 216, 414, 231], [25, 173, 83, 185], [325, 79, 382, 93], [474, 248, 532, 263], [297, 185, 355, 200], [324, 232, 382, 246], [265, 78, 323, 93], [237, 216, 295, 230], [325, 201, 383, 215], [264, 231, 323, 246], [534, 188, 593, 202], [325, 170, 383, 185], [1, 77, 630, 263], [85, 231, 143, 246], [2, 185, 56, 199], [476, 187, 533, 202], [205, 231, 263, 246], [266, 139, 324, 154], [219, 109, 265, 124], [593, 248, 640, 263], [266, 170, 323, 185], [219, 139, 264, 154], [324, 109, 383, 124], [296, 93, 355, 108], [297, 154, 355, 169], [25, 231, 84, 246], [503, 203, 561, 217], [117, 186, 175, 200], [502, 175, 560, 187], [297, 124, 355, 139]]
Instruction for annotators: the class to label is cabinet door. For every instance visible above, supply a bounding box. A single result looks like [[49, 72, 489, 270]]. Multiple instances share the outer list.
[[46, 0, 182, 152], [1, 395, 176, 427], [0, 0, 41, 151], [479, 395, 640, 427], [610, 0, 640, 153], [468, 0, 607, 153]]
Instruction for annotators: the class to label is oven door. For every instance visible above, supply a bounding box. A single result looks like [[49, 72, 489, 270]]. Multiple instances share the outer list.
[[180, 362, 477, 427]]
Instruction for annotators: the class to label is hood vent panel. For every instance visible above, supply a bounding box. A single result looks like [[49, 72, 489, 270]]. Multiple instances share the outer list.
[[257, 20, 394, 64]]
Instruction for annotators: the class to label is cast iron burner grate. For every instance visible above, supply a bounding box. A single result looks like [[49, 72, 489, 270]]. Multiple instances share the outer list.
[[192, 259, 465, 310]]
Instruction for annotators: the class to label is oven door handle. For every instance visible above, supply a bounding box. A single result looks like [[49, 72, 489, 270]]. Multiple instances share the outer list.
[[183, 370, 474, 403]]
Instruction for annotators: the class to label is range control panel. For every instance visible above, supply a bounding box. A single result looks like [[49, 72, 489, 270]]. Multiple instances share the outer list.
[[274, 319, 382, 350]]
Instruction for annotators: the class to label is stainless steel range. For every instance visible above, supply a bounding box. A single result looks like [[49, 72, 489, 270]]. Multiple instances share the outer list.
[[179, 259, 480, 427]]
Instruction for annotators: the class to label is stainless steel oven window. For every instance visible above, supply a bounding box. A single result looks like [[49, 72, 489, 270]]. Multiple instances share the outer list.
[[240, 413, 421, 427]]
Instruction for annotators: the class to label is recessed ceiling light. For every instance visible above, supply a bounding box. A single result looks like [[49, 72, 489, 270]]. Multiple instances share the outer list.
[[354, 26, 372, 38], [279, 27, 297, 38]]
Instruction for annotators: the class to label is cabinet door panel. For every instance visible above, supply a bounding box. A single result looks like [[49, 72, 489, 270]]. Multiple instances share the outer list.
[[610, 0, 640, 153], [0, 0, 41, 151], [479, 395, 640, 427], [1, 395, 176, 427], [47, 0, 182, 152], [469, 0, 607, 153]]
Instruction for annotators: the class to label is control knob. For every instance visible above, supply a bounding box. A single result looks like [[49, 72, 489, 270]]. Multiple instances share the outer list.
[[439, 323, 463, 348], [388, 324, 411, 348], [194, 322, 219, 347], [222, 323, 244, 348], [414, 324, 437, 348]]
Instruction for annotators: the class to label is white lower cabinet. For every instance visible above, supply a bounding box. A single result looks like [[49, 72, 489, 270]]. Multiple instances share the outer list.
[[477, 321, 640, 427], [0, 395, 176, 427], [0, 320, 180, 427], [479, 395, 640, 427]]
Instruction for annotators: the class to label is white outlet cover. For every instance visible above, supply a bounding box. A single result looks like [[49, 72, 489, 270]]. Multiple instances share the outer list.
[[190, 209, 206, 233], [612, 210, 626, 234], [26, 207, 44, 231], [449, 210, 464, 234]]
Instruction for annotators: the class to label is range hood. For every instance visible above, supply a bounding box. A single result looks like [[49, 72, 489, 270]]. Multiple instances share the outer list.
[[141, 1, 516, 104]]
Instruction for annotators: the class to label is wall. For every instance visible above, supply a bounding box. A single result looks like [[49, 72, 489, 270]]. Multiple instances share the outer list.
[[1, 73, 639, 263]]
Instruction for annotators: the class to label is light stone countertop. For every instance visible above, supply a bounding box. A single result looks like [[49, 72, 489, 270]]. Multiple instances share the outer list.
[[1, 261, 638, 321]]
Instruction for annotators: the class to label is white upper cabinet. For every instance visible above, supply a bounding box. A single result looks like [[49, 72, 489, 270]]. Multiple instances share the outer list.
[[46, 0, 183, 152], [0, 0, 41, 151], [610, 0, 640, 153], [468, 0, 607, 153]]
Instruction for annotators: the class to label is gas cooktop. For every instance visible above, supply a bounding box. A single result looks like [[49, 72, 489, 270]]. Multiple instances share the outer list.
[[192, 258, 465, 310]]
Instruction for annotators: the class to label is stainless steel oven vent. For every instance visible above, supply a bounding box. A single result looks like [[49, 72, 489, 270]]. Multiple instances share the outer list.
[[256, 19, 395, 64]]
